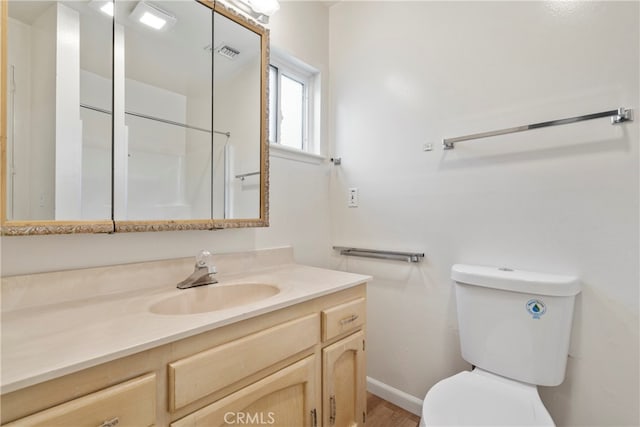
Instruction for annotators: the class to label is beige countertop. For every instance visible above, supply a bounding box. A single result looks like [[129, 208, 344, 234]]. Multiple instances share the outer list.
[[0, 248, 370, 394]]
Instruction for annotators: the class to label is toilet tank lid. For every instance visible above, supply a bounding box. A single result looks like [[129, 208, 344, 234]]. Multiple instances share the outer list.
[[451, 264, 581, 296]]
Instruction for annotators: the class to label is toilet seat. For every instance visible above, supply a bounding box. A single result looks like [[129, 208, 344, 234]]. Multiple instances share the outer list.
[[420, 369, 554, 426]]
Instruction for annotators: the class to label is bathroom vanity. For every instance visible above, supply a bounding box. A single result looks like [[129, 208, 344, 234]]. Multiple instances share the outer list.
[[0, 248, 369, 426]]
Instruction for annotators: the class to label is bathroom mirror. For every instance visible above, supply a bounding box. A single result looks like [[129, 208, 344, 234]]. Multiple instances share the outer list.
[[0, 0, 269, 235], [1, 0, 114, 234], [114, 0, 214, 227], [211, 7, 263, 220]]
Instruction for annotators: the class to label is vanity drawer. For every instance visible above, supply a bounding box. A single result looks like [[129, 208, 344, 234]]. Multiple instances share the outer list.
[[322, 298, 366, 341], [4, 373, 156, 427], [168, 313, 319, 412]]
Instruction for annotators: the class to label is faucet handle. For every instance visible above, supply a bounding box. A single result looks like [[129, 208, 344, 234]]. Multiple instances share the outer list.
[[196, 250, 217, 274]]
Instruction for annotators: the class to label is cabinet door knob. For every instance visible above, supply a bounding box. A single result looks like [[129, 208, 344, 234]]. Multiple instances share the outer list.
[[98, 417, 119, 427]]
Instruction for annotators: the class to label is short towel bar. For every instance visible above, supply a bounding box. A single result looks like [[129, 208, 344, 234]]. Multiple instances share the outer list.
[[333, 246, 424, 263]]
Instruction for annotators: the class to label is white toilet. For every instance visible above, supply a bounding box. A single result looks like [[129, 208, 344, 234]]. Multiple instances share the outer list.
[[420, 264, 581, 426]]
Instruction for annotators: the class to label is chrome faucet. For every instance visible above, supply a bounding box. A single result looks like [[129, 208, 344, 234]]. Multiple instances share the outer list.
[[177, 250, 218, 289]]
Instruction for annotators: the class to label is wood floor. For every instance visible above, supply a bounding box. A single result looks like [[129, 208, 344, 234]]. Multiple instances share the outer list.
[[366, 392, 421, 427]]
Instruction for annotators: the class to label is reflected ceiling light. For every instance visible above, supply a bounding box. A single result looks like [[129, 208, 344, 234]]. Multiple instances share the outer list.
[[101, 2, 114, 16], [89, 0, 114, 17], [227, 0, 280, 24], [139, 11, 166, 29], [130, 2, 177, 31]]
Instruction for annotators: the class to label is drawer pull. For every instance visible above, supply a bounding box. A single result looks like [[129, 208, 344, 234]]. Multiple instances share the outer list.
[[339, 314, 359, 325], [99, 417, 120, 427]]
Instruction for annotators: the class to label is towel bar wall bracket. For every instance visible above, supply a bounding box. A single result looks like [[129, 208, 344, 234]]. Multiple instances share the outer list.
[[611, 107, 634, 124], [443, 107, 634, 150]]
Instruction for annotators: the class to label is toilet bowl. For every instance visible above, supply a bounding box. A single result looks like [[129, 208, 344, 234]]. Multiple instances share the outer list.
[[420, 368, 554, 426], [419, 264, 580, 427]]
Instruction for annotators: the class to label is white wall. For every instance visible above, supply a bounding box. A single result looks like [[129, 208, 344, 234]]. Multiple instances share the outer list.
[[1, 1, 332, 276], [254, 1, 332, 268], [328, 2, 639, 426]]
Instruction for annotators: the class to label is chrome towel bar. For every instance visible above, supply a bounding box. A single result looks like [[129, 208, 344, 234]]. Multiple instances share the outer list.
[[443, 107, 633, 150], [333, 246, 424, 263]]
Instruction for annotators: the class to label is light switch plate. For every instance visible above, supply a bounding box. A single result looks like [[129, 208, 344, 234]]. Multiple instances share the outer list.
[[348, 188, 359, 207]]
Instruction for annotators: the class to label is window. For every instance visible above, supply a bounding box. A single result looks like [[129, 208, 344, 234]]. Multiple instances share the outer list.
[[268, 54, 319, 155]]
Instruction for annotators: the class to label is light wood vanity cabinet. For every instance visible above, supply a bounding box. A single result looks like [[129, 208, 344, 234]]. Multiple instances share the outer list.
[[1, 284, 366, 427]]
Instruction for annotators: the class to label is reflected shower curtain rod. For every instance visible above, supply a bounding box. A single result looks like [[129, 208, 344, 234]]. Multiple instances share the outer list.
[[80, 103, 231, 137]]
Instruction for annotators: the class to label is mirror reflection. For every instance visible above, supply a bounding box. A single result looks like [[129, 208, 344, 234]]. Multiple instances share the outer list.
[[4, 0, 266, 230], [213, 9, 261, 219], [115, 0, 213, 220], [6, 0, 113, 221]]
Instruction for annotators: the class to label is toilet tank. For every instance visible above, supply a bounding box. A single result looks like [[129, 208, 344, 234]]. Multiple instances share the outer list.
[[452, 264, 581, 386]]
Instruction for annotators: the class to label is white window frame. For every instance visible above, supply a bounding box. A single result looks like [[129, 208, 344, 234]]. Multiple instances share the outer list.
[[269, 51, 322, 162]]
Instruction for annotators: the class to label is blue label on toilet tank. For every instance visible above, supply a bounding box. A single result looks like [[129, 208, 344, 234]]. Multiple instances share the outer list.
[[526, 299, 546, 319]]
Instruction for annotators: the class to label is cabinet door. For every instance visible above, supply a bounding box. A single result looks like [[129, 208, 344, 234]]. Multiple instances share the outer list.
[[171, 355, 320, 427], [323, 331, 366, 427]]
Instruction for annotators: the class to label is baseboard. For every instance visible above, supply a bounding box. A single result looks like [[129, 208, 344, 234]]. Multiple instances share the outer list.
[[366, 376, 423, 416]]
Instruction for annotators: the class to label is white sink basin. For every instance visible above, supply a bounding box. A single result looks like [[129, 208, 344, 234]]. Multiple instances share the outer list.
[[150, 283, 280, 315]]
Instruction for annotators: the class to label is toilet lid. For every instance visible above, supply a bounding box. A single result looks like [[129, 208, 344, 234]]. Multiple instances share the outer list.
[[422, 370, 554, 426]]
